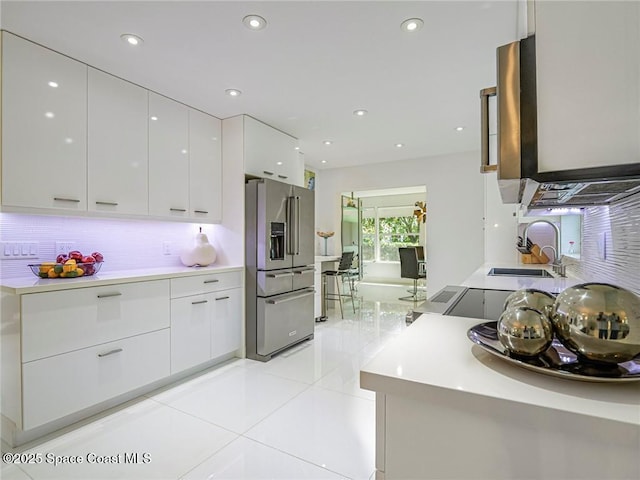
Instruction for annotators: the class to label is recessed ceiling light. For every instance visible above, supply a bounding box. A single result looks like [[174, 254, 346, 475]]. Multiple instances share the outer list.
[[181, 149, 188, 154], [353, 109, 368, 117], [120, 33, 144, 46], [401, 18, 424, 33], [150, 116, 158, 121], [44, 112, 55, 119], [323, 140, 333, 146], [455, 126, 465, 131], [321, 160, 327, 164], [276, 161, 283, 165], [294, 146, 300, 150], [225, 88, 242, 97], [48, 81, 58, 88], [395, 143, 404, 148], [243, 15, 267, 30]]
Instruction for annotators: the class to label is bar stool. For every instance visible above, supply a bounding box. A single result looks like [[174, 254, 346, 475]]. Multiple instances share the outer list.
[[323, 251, 356, 319]]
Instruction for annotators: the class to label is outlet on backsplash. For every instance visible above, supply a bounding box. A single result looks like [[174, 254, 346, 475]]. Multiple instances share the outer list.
[[162, 241, 173, 255], [55, 241, 76, 255]]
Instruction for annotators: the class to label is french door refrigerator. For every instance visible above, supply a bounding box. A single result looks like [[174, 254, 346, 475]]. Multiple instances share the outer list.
[[245, 178, 315, 362]]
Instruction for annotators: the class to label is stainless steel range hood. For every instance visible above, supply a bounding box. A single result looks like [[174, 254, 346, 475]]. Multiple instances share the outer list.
[[480, 35, 640, 208], [523, 178, 640, 208]]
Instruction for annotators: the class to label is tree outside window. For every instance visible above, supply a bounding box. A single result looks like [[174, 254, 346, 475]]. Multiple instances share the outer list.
[[362, 206, 421, 262]]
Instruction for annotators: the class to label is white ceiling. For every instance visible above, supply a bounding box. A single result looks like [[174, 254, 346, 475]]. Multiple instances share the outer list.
[[0, 1, 521, 170]]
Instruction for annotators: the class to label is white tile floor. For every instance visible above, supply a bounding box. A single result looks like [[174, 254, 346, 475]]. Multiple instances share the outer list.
[[1, 283, 416, 480]]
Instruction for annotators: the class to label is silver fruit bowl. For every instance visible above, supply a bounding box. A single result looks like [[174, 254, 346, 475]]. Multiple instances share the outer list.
[[497, 306, 554, 357], [503, 288, 556, 318], [551, 283, 640, 365]]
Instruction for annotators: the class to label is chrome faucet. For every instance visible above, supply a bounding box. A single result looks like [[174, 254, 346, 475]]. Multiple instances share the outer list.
[[522, 220, 566, 276], [539, 245, 558, 263]]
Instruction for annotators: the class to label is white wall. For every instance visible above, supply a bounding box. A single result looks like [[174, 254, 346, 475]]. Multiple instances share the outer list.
[[484, 172, 519, 264], [316, 151, 485, 296]]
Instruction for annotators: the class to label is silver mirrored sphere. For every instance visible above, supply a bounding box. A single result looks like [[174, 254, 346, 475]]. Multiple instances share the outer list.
[[551, 283, 640, 364], [497, 306, 554, 357], [503, 288, 556, 319]]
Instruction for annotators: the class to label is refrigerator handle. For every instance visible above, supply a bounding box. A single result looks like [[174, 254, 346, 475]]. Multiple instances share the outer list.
[[295, 196, 301, 255], [287, 195, 300, 255]]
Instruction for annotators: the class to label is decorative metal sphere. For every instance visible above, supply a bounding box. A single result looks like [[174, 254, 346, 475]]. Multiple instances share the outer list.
[[497, 306, 554, 357], [551, 283, 640, 365]]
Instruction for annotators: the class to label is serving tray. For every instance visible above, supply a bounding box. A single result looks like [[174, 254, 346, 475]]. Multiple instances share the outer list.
[[467, 321, 640, 382]]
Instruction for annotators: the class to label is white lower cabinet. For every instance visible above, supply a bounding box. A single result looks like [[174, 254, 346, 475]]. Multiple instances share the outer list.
[[22, 280, 170, 362], [170, 294, 213, 373], [0, 268, 243, 446], [170, 287, 242, 374], [22, 329, 170, 430], [210, 288, 242, 360]]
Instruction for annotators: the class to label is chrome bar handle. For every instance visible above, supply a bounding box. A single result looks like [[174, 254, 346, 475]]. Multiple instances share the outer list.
[[263, 170, 274, 176], [53, 197, 80, 203], [480, 86, 497, 173], [191, 300, 208, 305], [287, 196, 296, 255], [95, 201, 118, 206], [98, 348, 123, 358], [215, 296, 229, 301], [97, 292, 122, 299], [266, 272, 294, 278], [278, 175, 288, 179], [294, 267, 315, 274], [170, 208, 187, 212], [294, 196, 300, 255], [266, 289, 314, 305], [193, 210, 208, 214], [204, 279, 219, 284]]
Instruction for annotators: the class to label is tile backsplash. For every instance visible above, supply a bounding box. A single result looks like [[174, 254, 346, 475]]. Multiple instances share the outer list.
[[0, 213, 229, 279], [571, 193, 640, 295]]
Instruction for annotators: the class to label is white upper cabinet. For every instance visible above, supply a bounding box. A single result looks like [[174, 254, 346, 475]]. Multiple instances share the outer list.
[[534, 1, 640, 172], [189, 109, 222, 223], [1, 32, 87, 211], [243, 116, 303, 186], [88, 68, 149, 215], [148, 92, 190, 218]]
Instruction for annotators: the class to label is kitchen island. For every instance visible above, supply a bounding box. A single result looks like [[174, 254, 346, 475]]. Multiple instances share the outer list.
[[360, 265, 640, 480]]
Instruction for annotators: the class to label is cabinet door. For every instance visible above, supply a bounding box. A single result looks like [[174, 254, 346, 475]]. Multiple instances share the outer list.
[[189, 109, 222, 223], [22, 329, 170, 430], [149, 92, 190, 218], [22, 280, 170, 363], [244, 116, 300, 183], [535, 1, 640, 172], [170, 294, 212, 373], [210, 288, 242, 360], [1, 32, 87, 210], [88, 68, 149, 215]]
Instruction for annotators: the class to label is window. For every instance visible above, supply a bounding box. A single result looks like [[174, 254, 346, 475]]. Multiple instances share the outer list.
[[362, 206, 421, 262]]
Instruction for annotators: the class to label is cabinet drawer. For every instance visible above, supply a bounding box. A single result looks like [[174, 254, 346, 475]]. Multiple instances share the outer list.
[[22, 328, 170, 430], [22, 280, 170, 362], [171, 270, 242, 298]]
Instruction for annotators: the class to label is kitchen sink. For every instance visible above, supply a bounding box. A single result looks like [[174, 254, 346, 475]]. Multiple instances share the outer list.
[[488, 267, 554, 278]]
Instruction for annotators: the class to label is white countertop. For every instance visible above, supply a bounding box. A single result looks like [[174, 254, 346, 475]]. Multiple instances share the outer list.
[[462, 262, 583, 294], [360, 313, 640, 426], [360, 262, 640, 426], [1, 264, 243, 295]]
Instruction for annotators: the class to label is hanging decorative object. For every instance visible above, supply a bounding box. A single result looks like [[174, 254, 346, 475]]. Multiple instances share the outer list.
[[413, 201, 426, 223], [180, 227, 217, 267]]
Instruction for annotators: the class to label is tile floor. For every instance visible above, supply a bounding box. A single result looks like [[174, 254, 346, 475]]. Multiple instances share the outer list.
[[1, 283, 417, 480]]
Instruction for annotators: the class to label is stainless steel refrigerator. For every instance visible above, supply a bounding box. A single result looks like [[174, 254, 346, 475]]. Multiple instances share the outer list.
[[245, 178, 315, 362]]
